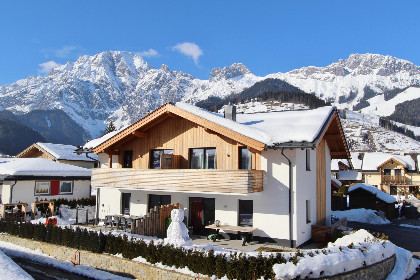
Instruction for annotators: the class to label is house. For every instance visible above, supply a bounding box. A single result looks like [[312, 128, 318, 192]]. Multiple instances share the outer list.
[[90, 103, 350, 247], [358, 152, 419, 196], [17, 142, 98, 169], [0, 158, 91, 206]]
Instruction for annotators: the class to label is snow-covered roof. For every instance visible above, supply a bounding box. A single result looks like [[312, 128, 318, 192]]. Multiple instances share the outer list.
[[348, 183, 396, 203], [37, 143, 98, 161], [350, 152, 363, 170], [83, 130, 120, 150], [176, 102, 334, 146], [361, 152, 415, 171], [0, 158, 91, 178], [331, 159, 350, 171], [331, 176, 342, 187], [337, 171, 363, 181]]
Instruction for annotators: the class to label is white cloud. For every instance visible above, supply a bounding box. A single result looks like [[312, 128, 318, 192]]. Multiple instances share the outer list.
[[54, 46, 79, 58], [136, 48, 159, 58], [38, 61, 62, 75], [172, 42, 203, 65]]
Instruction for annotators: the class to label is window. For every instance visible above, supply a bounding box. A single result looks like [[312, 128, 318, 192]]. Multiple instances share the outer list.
[[123, 150, 133, 168], [190, 148, 216, 169], [150, 149, 173, 169], [121, 193, 131, 215], [35, 182, 50, 195], [148, 194, 171, 211], [383, 169, 391, 176], [238, 200, 253, 227], [239, 147, 252, 170], [394, 169, 402, 176], [306, 149, 311, 171], [306, 200, 311, 224], [59, 181, 73, 194]]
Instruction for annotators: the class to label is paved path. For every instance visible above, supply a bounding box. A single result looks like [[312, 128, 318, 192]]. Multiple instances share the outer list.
[[348, 221, 420, 279]]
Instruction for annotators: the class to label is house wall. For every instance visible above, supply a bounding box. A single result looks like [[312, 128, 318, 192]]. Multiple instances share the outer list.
[[106, 117, 260, 170], [1, 180, 91, 205], [98, 153, 110, 168]]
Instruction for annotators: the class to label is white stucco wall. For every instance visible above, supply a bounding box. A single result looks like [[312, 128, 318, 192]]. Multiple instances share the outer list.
[[1, 180, 91, 205], [98, 153, 109, 168], [294, 148, 317, 246]]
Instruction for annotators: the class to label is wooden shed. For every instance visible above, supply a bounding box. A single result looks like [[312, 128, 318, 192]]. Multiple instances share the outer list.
[[348, 183, 398, 220]]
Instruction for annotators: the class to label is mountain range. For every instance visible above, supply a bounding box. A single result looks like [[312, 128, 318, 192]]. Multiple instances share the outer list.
[[1, 51, 420, 155]]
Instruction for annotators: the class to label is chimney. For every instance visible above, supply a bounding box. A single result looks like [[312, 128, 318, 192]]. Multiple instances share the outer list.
[[224, 104, 236, 121]]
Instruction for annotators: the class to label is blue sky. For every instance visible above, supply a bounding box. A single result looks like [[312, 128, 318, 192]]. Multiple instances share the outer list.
[[1, 1, 419, 85]]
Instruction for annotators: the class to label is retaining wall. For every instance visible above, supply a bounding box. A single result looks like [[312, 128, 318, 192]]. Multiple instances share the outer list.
[[0, 235, 395, 280]]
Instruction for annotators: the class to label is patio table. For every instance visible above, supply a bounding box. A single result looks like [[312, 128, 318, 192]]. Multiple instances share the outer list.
[[205, 224, 258, 246]]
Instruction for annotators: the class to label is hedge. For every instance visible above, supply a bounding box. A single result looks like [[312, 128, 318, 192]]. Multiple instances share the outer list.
[[0, 220, 289, 279]]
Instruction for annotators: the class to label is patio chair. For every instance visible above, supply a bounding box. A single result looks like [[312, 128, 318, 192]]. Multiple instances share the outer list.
[[105, 215, 113, 228], [120, 216, 127, 230], [113, 215, 121, 228]]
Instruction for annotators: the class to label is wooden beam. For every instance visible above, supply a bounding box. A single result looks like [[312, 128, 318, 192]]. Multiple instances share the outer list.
[[330, 151, 347, 156], [132, 131, 149, 138]]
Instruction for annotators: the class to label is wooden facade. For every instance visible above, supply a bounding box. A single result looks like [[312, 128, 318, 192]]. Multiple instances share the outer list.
[[316, 139, 327, 225], [92, 169, 263, 194], [104, 116, 262, 171]]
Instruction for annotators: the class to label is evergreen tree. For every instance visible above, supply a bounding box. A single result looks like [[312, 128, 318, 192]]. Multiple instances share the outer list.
[[103, 121, 116, 135]]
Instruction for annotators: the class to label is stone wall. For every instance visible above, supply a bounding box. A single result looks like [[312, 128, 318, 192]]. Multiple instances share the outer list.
[[318, 254, 396, 280], [0, 234, 395, 280], [0, 234, 202, 280]]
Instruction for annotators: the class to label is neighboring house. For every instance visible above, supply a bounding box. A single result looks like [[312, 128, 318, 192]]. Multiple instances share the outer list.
[[360, 153, 419, 196], [90, 103, 350, 247], [0, 158, 91, 205], [17, 142, 98, 169]]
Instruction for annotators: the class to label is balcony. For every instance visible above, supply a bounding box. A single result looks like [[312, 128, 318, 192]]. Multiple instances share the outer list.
[[381, 175, 405, 184], [91, 169, 263, 194]]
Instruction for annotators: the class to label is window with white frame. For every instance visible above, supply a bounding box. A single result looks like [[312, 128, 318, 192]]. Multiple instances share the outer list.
[[59, 181, 73, 194], [35, 182, 50, 195]]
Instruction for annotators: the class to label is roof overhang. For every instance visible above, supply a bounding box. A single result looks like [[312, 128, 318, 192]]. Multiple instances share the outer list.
[[1, 175, 91, 181], [93, 103, 266, 154], [266, 108, 353, 168]]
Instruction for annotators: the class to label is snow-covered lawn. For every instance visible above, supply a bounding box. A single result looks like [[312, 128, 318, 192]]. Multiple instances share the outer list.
[[332, 208, 391, 224]]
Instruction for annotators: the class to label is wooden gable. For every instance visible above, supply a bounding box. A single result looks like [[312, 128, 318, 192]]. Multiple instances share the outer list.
[[93, 103, 266, 155], [16, 143, 54, 160], [378, 158, 407, 169], [317, 110, 352, 165]]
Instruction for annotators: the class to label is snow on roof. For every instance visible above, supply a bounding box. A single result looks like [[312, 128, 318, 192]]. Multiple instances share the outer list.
[[350, 152, 363, 170], [348, 183, 396, 203], [0, 158, 91, 178], [331, 176, 342, 187], [337, 171, 363, 181], [176, 102, 334, 145], [83, 130, 120, 150], [362, 152, 415, 171], [331, 159, 350, 171], [37, 143, 97, 161]]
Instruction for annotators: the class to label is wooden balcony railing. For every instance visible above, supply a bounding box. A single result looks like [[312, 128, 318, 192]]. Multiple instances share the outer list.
[[92, 169, 263, 194], [381, 175, 405, 184]]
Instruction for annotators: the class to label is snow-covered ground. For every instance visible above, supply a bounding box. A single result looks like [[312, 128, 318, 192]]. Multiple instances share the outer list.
[[332, 209, 391, 224], [30, 205, 96, 225], [0, 248, 33, 280], [0, 239, 132, 280]]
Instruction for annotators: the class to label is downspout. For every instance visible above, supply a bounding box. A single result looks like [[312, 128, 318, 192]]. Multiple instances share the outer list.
[[9, 180, 17, 204], [281, 148, 294, 248]]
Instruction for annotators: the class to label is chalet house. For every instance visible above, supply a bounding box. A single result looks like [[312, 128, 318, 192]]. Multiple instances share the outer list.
[[17, 142, 98, 169], [0, 158, 91, 205], [360, 152, 420, 196], [91, 103, 350, 247]]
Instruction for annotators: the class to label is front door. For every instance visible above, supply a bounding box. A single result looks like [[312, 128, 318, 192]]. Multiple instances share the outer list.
[[190, 200, 203, 235], [121, 193, 131, 215]]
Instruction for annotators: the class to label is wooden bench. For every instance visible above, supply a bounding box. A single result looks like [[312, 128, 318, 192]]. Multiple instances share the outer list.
[[205, 224, 258, 246]]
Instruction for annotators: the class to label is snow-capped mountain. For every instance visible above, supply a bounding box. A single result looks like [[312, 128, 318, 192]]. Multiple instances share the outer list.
[[0, 51, 261, 138], [271, 53, 420, 114], [1, 51, 420, 144]]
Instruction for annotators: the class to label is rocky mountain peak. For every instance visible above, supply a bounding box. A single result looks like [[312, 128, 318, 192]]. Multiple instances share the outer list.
[[209, 63, 251, 82]]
